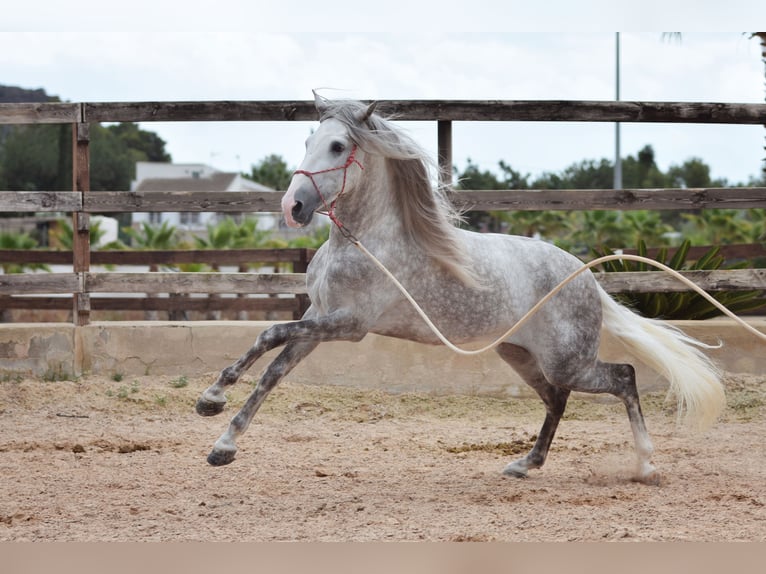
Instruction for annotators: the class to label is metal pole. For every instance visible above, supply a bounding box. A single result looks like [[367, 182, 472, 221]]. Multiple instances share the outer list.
[[614, 32, 622, 190]]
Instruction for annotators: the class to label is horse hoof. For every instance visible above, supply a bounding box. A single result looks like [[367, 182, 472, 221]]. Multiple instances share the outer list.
[[207, 448, 236, 466], [633, 470, 662, 486], [196, 397, 226, 417], [502, 462, 528, 479]]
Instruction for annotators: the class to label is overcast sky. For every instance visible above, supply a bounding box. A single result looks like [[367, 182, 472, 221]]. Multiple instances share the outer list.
[[3, 1, 766, 185]]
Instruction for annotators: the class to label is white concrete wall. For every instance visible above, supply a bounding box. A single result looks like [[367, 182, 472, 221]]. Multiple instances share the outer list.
[[1, 319, 763, 399]]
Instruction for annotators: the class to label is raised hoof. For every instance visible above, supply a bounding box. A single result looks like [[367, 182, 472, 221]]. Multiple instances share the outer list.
[[207, 448, 237, 466], [195, 397, 226, 417]]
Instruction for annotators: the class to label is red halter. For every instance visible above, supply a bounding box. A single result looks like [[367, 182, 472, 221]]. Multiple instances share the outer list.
[[293, 144, 363, 240]]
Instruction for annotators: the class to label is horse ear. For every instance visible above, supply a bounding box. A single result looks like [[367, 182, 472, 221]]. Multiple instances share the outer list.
[[357, 101, 378, 124], [313, 90, 330, 118]]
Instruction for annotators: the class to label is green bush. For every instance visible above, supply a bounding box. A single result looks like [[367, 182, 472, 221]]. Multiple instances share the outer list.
[[593, 239, 766, 320]]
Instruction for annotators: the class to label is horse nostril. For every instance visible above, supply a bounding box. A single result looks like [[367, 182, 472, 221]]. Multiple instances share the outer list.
[[292, 201, 303, 218]]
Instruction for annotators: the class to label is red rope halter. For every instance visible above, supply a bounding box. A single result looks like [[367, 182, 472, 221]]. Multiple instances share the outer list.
[[293, 144, 363, 240]]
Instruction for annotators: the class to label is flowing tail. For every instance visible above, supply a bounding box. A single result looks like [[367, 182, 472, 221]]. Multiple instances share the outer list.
[[598, 287, 726, 430]]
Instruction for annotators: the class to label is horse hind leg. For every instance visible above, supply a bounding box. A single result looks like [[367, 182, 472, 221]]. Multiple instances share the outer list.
[[551, 359, 659, 485], [495, 343, 570, 478], [611, 364, 659, 485]]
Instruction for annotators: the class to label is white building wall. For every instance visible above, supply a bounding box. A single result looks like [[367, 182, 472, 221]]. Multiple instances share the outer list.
[[130, 162, 281, 233]]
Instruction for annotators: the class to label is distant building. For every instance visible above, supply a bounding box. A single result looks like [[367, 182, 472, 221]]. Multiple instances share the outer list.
[[131, 162, 280, 231]]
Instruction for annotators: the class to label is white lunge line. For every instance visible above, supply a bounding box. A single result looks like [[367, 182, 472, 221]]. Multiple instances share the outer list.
[[353, 242, 766, 356]]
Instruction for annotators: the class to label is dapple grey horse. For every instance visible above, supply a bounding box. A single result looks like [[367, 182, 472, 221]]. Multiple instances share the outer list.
[[197, 94, 724, 484]]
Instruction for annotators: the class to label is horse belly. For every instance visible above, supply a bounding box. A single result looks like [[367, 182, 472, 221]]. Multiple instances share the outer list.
[[369, 278, 515, 346]]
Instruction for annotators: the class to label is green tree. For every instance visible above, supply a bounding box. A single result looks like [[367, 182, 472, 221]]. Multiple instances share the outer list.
[[246, 154, 293, 190], [89, 124, 136, 191], [455, 158, 532, 232], [667, 157, 728, 188], [453, 146, 748, 251], [457, 158, 507, 189], [0, 121, 171, 193], [681, 209, 764, 245], [532, 158, 614, 189], [89, 123, 172, 191], [106, 123, 171, 163], [621, 145, 669, 188], [455, 158, 503, 231], [0, 125, 66, 191]]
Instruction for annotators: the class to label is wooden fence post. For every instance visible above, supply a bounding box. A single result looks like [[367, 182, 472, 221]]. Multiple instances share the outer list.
[[293, 248, 312, 320], [437, 120, 453, 187], [72, 114, 91, 326]]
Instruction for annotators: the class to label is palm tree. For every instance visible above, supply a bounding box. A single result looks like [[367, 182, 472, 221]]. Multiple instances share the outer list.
[[123, 221, 178, 271], [0, 231, 49, 274], [195, 217, 274, 319], [0, 231, 50, 322], [122, 221, 179, 320], [50, 218, 107, 251]]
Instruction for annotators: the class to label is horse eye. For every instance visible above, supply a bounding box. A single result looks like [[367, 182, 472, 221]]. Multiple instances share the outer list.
[[330, 141, 346, 154]]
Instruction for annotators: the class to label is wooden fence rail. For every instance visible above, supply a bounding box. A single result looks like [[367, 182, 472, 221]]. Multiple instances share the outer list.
[[0, 248, 315, 267], [4, 187, 766, 214], [4, 268, 766, 298], [3, 243, 764, 269], [2, 99, 766, 325], [5, 100, 766, 125]]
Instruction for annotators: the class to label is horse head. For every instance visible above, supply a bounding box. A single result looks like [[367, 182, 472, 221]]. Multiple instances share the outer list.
[[281, 95, 376, 228]]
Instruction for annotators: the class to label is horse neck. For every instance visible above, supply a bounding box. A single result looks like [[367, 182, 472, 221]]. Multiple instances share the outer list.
[[328, 152, 479, 288], [331, 155, 405, 244]]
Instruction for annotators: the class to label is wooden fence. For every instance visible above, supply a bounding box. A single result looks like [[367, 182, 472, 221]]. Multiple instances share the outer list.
[[0, 248, 314, 320], [1, 99, 766, 325]]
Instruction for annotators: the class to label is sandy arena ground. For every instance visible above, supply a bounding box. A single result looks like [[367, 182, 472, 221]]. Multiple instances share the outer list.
[[0, 371, 764, 542]]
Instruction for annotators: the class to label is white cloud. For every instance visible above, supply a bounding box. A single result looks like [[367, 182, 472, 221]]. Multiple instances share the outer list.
[[6, 0, 766, 33], [0, 30, 764, 183]]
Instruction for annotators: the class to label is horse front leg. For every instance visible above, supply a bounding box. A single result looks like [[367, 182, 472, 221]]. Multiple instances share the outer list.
[[196, 313, 320, 416], [198, 311, 367, 466], [206, 338, 319, 466]]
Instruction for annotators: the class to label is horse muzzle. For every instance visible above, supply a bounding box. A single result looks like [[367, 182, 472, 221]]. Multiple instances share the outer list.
[[281, 183, 321, 228]]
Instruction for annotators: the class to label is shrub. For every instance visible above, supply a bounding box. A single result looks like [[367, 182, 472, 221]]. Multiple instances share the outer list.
[[593, 239, 766, 319]]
